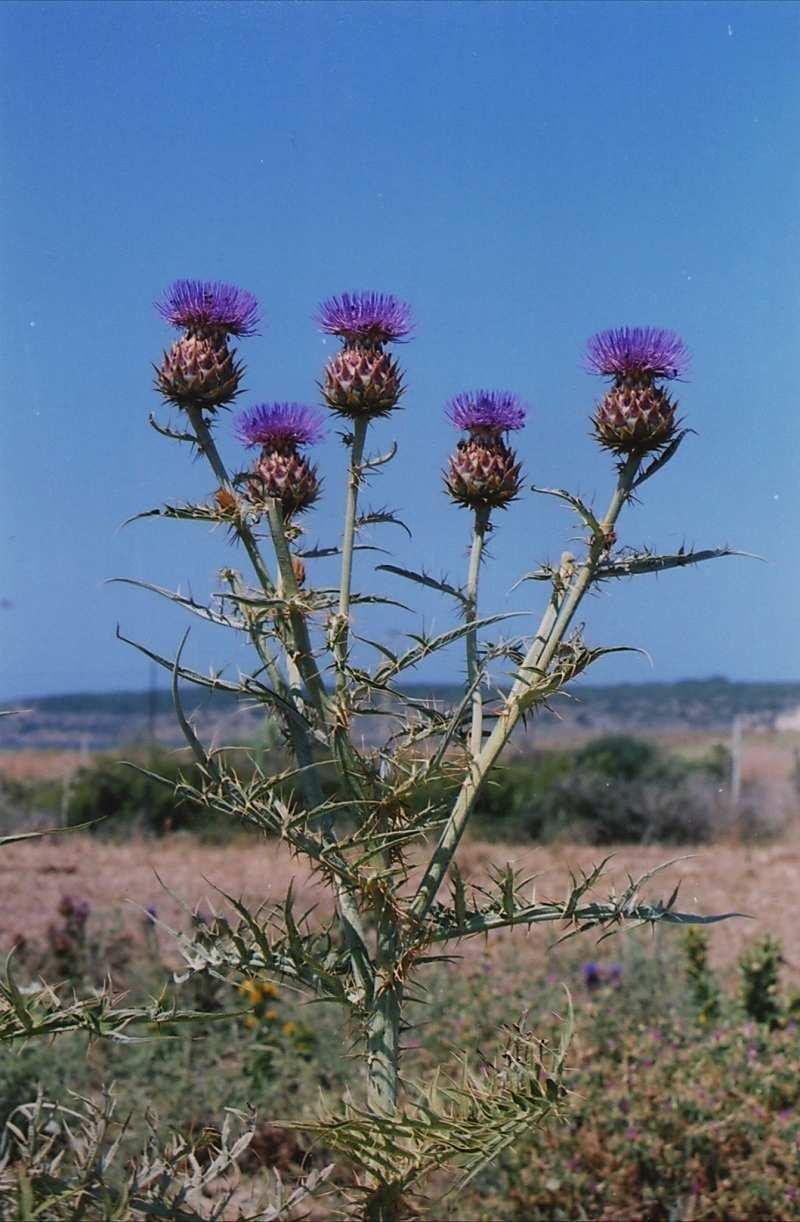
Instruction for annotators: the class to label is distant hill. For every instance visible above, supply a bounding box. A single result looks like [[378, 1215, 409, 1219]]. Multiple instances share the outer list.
[[2, 678, 799, 752]]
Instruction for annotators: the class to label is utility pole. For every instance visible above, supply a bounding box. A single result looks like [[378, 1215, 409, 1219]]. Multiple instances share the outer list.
[[730, 714, 743, 806]]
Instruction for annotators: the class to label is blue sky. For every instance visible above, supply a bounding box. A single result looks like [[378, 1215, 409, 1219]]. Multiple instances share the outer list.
[[1, 0, 798, 699]]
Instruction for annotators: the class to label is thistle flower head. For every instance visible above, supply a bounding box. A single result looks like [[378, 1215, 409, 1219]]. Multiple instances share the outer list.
[[446, 390, 528, 434], [322, 345, 404, 418], [445, 435, 523, 510], [316, 291, 413, 346], [248, 450, 321, 519], [157, 279, 260, 337], [592, 383, 678, 454], [235, 402, 325, 451], [585, 327, 689, 382], [157, 334, 243, 409]]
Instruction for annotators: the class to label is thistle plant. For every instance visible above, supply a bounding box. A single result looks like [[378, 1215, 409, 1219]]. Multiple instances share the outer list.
[[1, 291, 744, 1218]]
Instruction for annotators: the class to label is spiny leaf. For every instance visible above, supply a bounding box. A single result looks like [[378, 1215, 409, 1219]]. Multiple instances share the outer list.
[[531, 486, 603, 537], [632, 429, 692, 488], [356, 505, 412, 539], [376, 564, 467, 604], [375, 612, 523, 682], [594, 545, 755, 580], [109, 578, 243, 629], [361, 443, 398, 471], [294, 542, 390, 559]]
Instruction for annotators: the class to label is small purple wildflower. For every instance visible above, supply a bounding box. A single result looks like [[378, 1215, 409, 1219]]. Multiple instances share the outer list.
[[446, 390, 528, 433], [235, 403, 325, 450], [58, 895, 90, 923], [585, 326, 689, 380], [316, 291, 413, 345], [145, 904, 158, 921], [157, 279, 260, 337], [583, 962, 602, 990]]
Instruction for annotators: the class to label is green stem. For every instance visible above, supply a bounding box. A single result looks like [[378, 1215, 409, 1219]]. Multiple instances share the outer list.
[[411, 455, 640, 922], [184, 404, 276, 596], [335, 417, 369, 685], [264, 498, 330, 725], [465, 505, 491, 757], [366, 913, 401, 1115]]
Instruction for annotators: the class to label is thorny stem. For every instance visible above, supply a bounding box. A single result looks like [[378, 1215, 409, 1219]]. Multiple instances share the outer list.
[[330, 418, 406, 1121], [329, 418, 374, 804], [262, 499, 375, 997], [412, 454, 641, 922], [465, 505, 491, 757]]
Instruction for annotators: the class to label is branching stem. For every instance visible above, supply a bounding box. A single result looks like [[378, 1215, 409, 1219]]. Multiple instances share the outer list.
[[182, 406, 372, 993]]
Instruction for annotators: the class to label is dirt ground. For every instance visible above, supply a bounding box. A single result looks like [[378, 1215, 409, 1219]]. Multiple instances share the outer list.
[[2, 831, 798, 985]]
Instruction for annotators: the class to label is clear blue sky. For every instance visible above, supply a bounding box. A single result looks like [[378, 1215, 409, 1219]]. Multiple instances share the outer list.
[[1, 0, 798, 699]]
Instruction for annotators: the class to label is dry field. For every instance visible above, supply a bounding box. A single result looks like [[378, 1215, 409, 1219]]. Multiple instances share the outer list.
[[2, 729, 798, 983], [2, 831, 799, 986]]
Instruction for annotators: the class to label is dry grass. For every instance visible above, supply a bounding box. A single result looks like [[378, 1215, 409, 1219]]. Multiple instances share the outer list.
[[0, 750, 86, 782], [3, 831, 799, 985]]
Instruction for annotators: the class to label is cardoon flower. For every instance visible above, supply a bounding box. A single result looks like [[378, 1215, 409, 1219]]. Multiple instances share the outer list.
[[585, 327, 689, 383], [317, 290, 411, 419], [237, 402, 322, 519], [316, 291, 413, 347], [236, 402, 325, 450], [586, 326, 688, 455], [444, 390, 526, 510], [446, 390, 528, 436], [156, 279, 260, 338], [155, 280, 258, 411]]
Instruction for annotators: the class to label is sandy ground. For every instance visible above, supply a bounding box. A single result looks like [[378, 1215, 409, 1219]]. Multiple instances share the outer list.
[[2, 832, 798, 984]]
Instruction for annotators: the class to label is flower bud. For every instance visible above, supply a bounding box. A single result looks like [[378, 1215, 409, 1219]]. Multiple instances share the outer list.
[[322, 345, 404, 418], [157, 334, 243, 409], [445, 436, 522, 509], [247, 449, 320, 519], [592, 384, 677, 454]]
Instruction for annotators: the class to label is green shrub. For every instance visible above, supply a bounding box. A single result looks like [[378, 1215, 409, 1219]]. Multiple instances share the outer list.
[[739, 935, 784, 1029], [474, 736, 725, 844], [65, 753, 234, 839], [682, 927, 721, 1023]]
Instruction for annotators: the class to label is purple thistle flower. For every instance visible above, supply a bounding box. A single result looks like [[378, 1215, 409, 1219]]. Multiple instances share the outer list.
[[157, 279, 260, 337], [446, 390, 528, 433], [235, 402, 325, 450], [585, 326, 689, 381], [316, 291, 413, 345]]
